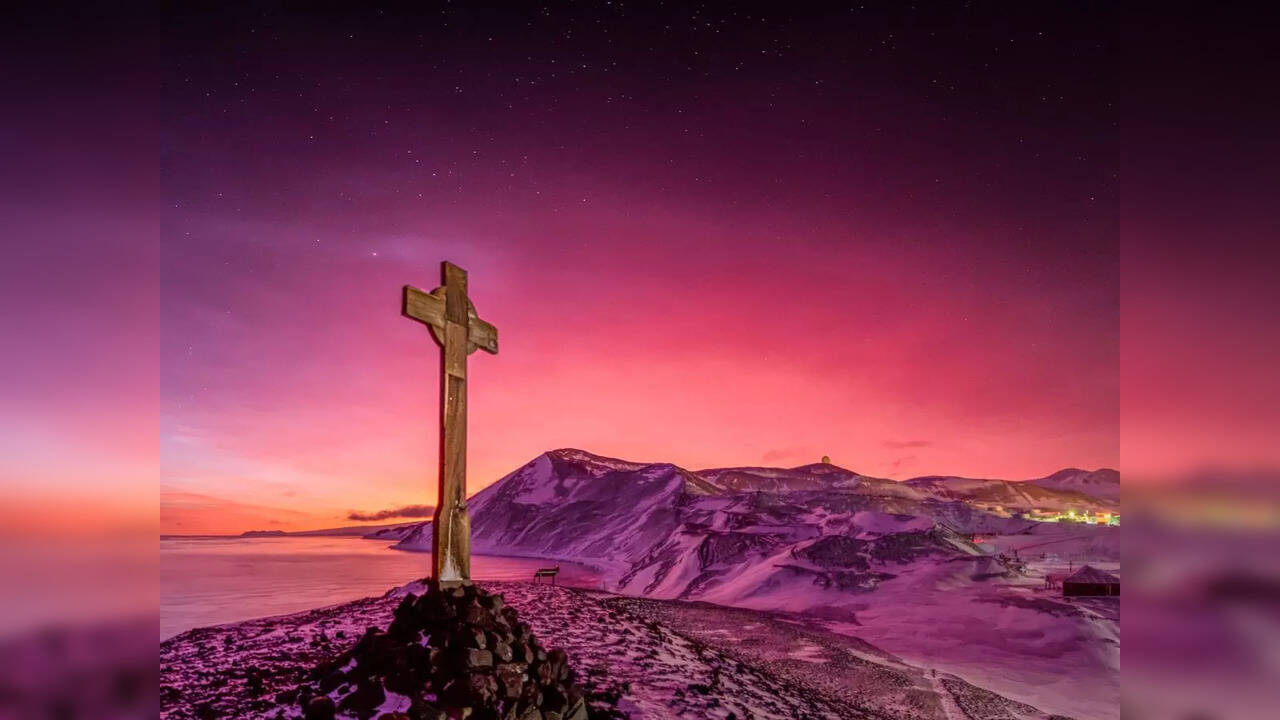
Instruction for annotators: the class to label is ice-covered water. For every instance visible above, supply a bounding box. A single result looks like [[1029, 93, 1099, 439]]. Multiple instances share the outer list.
[[160, 536, 601, 639]]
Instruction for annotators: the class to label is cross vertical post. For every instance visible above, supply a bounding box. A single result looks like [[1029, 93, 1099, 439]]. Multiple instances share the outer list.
[[438, 262, 470, 585], [401, 261, 499, 587]]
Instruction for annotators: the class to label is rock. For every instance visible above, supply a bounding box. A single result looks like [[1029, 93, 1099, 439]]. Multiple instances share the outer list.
[[318, 670, 346, 693], [462, 604, 494, 627], [495, 663, 526, 699], [462, 648, 494, 668], [310, 659, 337, 681], [541, 685, 567, 713], [304, 695, 335, 720], [491, 640, 514, 663], [410, 700, 448, 720], [292, 583, 613, 720], [510, 640, 530, 662], [339, 677, 385, 716], [544, 649, 568, 684], [563, 698, 588, 720], [466, 672, 499, 705], [519, 681, 541, 710], [415, 593, 457, 623]]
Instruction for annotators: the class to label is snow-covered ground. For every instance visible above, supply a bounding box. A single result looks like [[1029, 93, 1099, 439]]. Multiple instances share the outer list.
[[161, 580, 1076, 719], [164, 449, 1117, 717]]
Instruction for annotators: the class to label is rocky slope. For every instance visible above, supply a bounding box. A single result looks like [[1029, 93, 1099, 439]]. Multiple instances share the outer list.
[[160, 581, 1075, 720]]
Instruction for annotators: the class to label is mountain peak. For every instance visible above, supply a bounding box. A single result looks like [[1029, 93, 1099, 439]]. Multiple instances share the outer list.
[[541, 448, 653, 473], [1030, 467, 1120, 500], [471, 450, 1118, 517], [788, 461, 859, 476], [1041, 467, 1119, 481]]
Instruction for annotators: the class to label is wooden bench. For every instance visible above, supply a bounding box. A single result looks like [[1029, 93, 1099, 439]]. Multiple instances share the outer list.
[[533, 566, 560, 585]]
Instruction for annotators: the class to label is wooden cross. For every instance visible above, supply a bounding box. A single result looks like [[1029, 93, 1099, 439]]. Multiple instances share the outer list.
[[402, 261, 498, 586]]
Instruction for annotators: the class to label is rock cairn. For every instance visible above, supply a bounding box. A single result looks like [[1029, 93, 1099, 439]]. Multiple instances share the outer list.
[[289, 581, 611, 720]]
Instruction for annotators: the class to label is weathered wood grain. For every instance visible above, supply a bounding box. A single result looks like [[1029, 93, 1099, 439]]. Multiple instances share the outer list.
[[403, 284, 498, 354], [401, 261, 498, 587]]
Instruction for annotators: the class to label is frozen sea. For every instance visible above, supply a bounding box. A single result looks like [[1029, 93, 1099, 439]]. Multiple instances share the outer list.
[[160, 535, 601, 639]]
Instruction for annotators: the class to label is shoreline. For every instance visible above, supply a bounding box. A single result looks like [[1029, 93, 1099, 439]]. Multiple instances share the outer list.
[[160, 541, 607, 641]]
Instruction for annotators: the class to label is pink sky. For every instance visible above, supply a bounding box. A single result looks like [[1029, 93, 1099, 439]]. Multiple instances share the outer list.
[[3, 9, 1145, 537], [157, 190, 1119, 533], [4, 6, 1276, 540], [138, 19, 1130, 534]]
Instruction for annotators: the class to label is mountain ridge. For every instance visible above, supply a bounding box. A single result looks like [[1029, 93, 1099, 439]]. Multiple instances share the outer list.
[[375, 449, 1118, 548], [385, 448, 1118, 586], [522, 447, 1117, 497]]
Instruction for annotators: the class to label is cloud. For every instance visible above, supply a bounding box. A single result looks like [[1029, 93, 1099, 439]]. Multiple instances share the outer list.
[[346, 504, 435, 522], [761, 449, 795, 463], [160, 488, 310, 518], [882, 439, 933, 449], [761, 447, 813, 463], [160, 488, 312, 534], [889, 455, 919, 472]]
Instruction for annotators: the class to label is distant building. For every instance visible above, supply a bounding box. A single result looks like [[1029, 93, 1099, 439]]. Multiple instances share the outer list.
[[1063, 565, 1120, 597], [1022, 508, 1120, 526]]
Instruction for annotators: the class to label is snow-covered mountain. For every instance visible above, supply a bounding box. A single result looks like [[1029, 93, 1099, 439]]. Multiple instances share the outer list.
[[904, 472, 1118, 511], [387, 449, 1115, 602], [1028, 467, 1120, 500], [393, 449, 711, 575]]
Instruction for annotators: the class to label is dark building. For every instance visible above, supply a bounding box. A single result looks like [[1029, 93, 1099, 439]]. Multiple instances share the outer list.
[[1063, 565, 1120, 596]]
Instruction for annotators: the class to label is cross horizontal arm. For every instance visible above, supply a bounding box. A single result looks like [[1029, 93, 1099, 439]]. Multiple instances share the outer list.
[[402, 284, 499, 354]]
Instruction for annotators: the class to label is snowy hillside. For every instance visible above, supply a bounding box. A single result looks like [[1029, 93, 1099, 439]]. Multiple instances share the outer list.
[[388, 450, 1117, 609], [905, 472, 1117, 511], [361, 523, 420, 540], [1029, 467, 1121, 500], [390, 449, 1118, 594]]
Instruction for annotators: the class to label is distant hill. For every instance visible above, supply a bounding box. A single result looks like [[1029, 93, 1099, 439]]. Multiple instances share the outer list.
[[904, 473, 1117, 512], [290, 520, 429, 537], [1028, 467, 1120, 500], [217, 520, 431, 539]]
